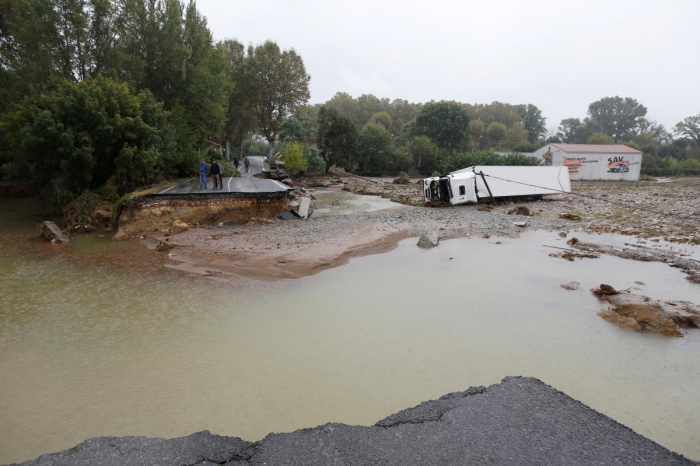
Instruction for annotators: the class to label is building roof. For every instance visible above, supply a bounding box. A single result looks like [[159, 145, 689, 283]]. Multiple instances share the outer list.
[[550, 144, 642, 154]]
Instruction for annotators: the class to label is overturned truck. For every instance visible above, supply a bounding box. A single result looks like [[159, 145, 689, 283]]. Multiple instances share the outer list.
[[423, 166, 571, 205]]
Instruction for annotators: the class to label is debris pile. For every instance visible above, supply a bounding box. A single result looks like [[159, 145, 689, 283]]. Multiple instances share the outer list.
[[39, 221, 69, 244]]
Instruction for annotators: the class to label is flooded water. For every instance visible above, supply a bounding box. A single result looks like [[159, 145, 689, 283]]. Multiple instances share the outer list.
[[1, 199, 699, 463], [311, 191, 401, 217]]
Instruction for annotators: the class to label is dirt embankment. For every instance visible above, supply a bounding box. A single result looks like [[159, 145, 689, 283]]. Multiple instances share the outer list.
[[140, 176, 699, 282]]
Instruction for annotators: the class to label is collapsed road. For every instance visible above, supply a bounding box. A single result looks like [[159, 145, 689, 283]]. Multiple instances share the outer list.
[[10, 377, 692, 466]]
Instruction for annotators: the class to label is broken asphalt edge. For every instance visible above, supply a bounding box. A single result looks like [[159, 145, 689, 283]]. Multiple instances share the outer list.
[[10, 376, 693, 466]]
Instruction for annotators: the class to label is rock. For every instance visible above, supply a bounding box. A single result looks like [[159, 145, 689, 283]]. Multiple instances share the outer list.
[[566, 237, 579, 245], [507, 205, 532, 216], [476, 204, 494, 212], [417, 233, 439, 249], [39, 221, 69, 243], [171, 220, 189, 235], [156, 240, 174, 252], [592, 284, 617, 296], [559, 213, 581, 221], [595, 292, 686, 337], [331, 200, 340, 207], [598, 309, 642, 332], [558, 232, 567, 237], [561, 281, 580, 291], [482, 234, 490, 239], [513, 222, 528, 228]]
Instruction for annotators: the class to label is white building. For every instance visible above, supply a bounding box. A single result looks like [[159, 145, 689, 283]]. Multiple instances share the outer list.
[[532, 144, 643, 181]]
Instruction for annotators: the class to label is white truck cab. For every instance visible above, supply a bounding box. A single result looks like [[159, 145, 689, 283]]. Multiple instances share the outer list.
[[423, 166, 571, 205]]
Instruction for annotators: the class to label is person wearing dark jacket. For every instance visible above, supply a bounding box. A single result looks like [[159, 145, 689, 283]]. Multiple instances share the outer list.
[[210, 159, 222, 190]]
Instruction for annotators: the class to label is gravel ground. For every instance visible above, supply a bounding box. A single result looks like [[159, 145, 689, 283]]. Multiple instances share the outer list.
[[158, 176, 700, 280]]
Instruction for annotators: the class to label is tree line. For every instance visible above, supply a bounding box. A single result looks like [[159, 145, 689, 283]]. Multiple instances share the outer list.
[[0, 0, 310, 201], [2, 0, 699, 203], [551, 97, 700, 175]]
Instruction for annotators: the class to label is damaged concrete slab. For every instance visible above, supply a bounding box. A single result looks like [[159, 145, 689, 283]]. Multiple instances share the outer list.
[[11, 377, 692, 466]]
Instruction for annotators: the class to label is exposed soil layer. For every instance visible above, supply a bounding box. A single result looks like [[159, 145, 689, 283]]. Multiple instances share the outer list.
[[116, 194, 289, 240], [13, 377, 693, 466]]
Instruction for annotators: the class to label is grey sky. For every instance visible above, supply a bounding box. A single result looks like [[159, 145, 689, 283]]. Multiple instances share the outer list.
[[198, 0, 700, 132]]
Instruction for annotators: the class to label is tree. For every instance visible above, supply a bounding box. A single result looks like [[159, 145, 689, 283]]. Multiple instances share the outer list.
[[557, 118, 590, 143], [587, 96, 647, 141], [303, 146, 326, 174], [504, 122, 529, 150], [486, 122, 507, 149], [469, 120, 486, 150], [516, 104, 547, 143], [674, 114, 700, 146], [357, 123, 393, 173], [246, 40, 310, 151], [587, 132, 614, 145], [368, 111, 392, 130], [413, 101, 470, 151], [409, 136, 437, 172], [316, 106, 357, 171], [474, 102, 521, 127], [279, 114, 315, 143], [1, 75, 173, 199], [282, 141, 306, 175]]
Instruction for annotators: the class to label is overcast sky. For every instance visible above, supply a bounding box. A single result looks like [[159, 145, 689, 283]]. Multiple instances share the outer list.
[[198, 0, 700, 132]]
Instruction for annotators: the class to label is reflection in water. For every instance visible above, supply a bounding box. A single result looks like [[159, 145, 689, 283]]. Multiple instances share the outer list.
[[1, 200, 699, 463]]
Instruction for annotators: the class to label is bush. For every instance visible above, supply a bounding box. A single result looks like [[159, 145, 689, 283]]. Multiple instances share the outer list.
[[62, 191, 113, 227], [304, 146, 326, 173], [393, 172, 410, 184], [283, 141, 307, 175], [220, 161, 241, 177]]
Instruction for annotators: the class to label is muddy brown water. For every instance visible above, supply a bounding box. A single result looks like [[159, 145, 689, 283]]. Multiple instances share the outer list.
[[1, 199, 699, 463]]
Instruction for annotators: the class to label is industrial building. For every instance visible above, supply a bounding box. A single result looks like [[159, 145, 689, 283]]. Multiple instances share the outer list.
[[532, 144, 643, 181]]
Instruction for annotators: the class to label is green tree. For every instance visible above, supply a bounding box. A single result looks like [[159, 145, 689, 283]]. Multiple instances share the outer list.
[[587, 96, 647, 141], [587, 132, 614, 145], [557, 118, 590, 143], [316, 105, 357, 171], [504, 122, 529, 149], [303, 146, 326, 174], [413, 101, 470, 151], [368, 111, 392, 130], [469, 120, 486, 150], [282, 141, 307, 175], [409, 136, 437, 172], [357, 123, 393, 173], [516, 104, 547, 143], [279, 114, 316, 143], [1, 75, 173, 200], [486, 122, 507, 149], [246, 40, 310, 152], [674, 113, 700, 146]]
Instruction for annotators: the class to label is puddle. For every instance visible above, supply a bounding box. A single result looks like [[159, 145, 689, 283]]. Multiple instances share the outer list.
[[310, 191, 401, 217], [1, 201, 699, 463]]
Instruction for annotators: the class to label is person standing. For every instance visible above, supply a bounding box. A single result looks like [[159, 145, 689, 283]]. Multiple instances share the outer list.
[[216, 160, 225, 190], [198, 159, 208, 189], [210, 159, 221, 190], [244, 157, 250, 173]]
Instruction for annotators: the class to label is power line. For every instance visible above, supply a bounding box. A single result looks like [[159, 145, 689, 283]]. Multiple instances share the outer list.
[[481, 173, 697, 222]]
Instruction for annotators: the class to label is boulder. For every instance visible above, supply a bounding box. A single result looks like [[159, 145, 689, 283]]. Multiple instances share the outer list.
[[507, 205, 532, 216], [39, 221, 69, 244], [156, 240, 174, 252], [561, 281, 580, 291], [595, 292, 686, 337], [513, 221, 528, 228], [417, 233, 440, 249], [171, 220, 189, 235], [598, 309, 642, 332]]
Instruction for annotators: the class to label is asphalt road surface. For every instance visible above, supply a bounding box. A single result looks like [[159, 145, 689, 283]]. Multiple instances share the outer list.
[[12, 377, 692, 466], [153, 175, 289, 196]]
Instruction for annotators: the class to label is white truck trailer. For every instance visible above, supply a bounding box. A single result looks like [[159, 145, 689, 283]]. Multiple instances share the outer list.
[[422, 166, 571, 205]]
